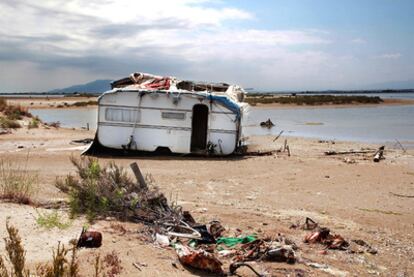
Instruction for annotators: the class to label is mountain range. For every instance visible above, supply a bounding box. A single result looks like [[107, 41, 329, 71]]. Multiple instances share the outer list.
[[49, 79, 113, 94]]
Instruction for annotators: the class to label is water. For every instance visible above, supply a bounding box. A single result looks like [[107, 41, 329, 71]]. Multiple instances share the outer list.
[[30, 108, 98, 129], [30, 102, 414, 144], [244, 105, 414, 143]]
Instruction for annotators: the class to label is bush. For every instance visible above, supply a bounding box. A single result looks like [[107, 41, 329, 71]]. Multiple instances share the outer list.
[[36, 210, 72, 229], [71, 100, 98, 107], [0, 159, 37, 204], [0, 117, 21, 129], [56, 157, 138, 221], [28, 117, 40, 129], [56, 157, 172, 222]]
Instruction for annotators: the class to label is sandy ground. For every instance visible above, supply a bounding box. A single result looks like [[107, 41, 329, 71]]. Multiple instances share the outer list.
[[3, 96, 97, 109], [0, 122, 413, 276]]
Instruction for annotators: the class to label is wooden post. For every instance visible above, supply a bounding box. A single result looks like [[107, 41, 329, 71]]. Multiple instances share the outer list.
[[86, 123, 89, 130], [283, 139, 287, 152], [130, 162, 147, 190], [286, 145, 291, 157]]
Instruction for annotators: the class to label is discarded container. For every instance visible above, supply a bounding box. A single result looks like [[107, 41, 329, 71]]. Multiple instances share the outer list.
[[265, 246, 296, 264], [77, 228, 102, 248]]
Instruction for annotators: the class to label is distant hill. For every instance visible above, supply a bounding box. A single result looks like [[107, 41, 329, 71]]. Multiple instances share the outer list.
[[49, 79, 113, 94]]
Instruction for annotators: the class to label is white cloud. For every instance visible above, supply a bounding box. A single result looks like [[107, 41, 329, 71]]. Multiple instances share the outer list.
[[350, 38, 366, 44], [377, 53, 402, 59]]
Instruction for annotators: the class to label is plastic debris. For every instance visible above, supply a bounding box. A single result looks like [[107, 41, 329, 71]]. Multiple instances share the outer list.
[[175, 243, 223, 274], [155, 233, 170, 247], [304, 227, 349, 250], [216, 235, 257, 247]]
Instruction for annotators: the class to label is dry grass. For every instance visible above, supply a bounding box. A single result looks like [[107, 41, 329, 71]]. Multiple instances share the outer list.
[[2, 220, 30, 277], [1, 221, 123, 276], [103, 252, 123, 277], [0, 117, 21, 129], [0, 158, 37, 205]]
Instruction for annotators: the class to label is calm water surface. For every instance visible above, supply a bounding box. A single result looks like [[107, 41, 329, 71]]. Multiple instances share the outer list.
[[30, 108, 98, 129], [30, 102, 414, 144], [244, 105, 414, 143]]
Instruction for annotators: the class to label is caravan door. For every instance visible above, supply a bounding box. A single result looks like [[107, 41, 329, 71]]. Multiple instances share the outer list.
[[190, 104, 208, 152]]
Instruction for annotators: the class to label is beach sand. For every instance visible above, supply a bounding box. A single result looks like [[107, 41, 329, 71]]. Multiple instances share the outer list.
[[0, 122, 413, 276]]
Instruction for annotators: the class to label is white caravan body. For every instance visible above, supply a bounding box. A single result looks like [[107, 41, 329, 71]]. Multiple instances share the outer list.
[[94, 72, 247, 155]]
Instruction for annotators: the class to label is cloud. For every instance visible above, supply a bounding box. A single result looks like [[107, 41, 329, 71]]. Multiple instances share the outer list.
[[0, 0, 410, 91], [377, 53, 402, 59], [350, 38, 366, 44]]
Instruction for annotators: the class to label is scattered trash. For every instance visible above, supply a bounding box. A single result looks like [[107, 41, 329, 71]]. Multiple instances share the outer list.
[[44, 121, 61, 128], [305, 262, 349, 277], [229, 262, 264, 277], [77, 227, 102, 248], [132, 261, 148, 271], [260, 118, 274, 128], [216, 235, 257, 247], [351, 239, 378, 255], [304, 227, 349, 250], [373, 146, 385, 162], [175, 243, 223, 274], [264, 245, 295, 264], [343, 157, 356, 164], [155, 233, 170, 247], [71, 138, 94, 145]]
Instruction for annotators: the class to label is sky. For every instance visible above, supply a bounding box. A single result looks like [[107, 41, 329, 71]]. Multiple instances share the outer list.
[[0, 0, 413, 92]]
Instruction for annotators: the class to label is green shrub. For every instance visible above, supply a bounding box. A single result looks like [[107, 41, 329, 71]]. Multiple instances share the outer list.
[[28, 117, 40, 129], [55, 157, 172, 223], [36, 210, 72, 229], [55, 157, 137, 221]]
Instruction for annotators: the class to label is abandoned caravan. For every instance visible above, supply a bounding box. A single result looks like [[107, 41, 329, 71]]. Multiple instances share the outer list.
[[90, 72, 248, 155]]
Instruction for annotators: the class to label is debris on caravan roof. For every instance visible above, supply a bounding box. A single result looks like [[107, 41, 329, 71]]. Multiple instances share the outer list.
[[109, 72, 246, 103]]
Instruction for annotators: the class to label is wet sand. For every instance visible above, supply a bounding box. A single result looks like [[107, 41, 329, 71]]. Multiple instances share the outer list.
[[0, 123, 413, 276]]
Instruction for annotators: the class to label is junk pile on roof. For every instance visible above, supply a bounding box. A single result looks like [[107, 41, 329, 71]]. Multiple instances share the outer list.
[[109, 72, 246, 111]]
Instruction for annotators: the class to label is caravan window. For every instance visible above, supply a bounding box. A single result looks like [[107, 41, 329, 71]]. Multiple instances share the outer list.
[[162, 112, 186, 120], [105, 108, 140, 123]]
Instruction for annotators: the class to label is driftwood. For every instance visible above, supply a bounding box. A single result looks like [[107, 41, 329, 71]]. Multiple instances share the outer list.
[[373, 146, 385, 162], [130, 162, 147, 190], [324, 149, 376, 156], [273, 130, 284, 142], [395, 139, 406, 153], [389, 192, 414, 198]]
